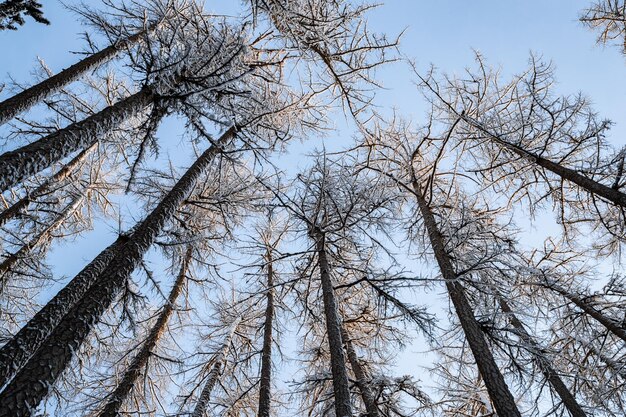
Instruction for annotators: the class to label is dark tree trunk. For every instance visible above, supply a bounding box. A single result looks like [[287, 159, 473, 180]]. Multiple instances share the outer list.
[[191, 316, 241, 417], [97, 248, 192, 417], [0, 87, 155, 193], [541, 281, 626, 344], [411, 178, 522, 417], [495, 295, 587, 417], [0, 127, 235, 417], [341, 327, 379, 417], [0, 193, 84, 291], [0, 141, 97, 227], [464, 116, 626, 208], [0, 29, 148, 124], [313, 231, 353, 417], [257, 249, 275, 417], [0, 235, 126, 388]]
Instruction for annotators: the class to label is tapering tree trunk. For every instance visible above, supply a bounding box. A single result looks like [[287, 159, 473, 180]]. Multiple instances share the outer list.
[[313, 231, 353, 417], [463, 115, 626, 208], [0, 87, 155, 193], [191, 316, 241, 417], [495, 295, 587, 417], [341, 326, 379, 417], [0, 29, 149, 126], [0, 193, 84, 291], [0, 127, 235, 417], [257, 249, 275, 417], [97, 247, 192, 417], [0, 235, 126, 389], [541, 281, 626, 344], [0, 141, 97, 227], [411, 178, 522, 417]]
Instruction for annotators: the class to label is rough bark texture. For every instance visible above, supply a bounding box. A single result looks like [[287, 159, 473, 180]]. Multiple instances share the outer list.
[[97, 248, 192, 417], [411, 178, 522, 417], [191, 317, 241, 417], [464, 116, 626, 208], [0, 29, 147, 125], [496, 295, 587, 417], [0, 141, 97, 227], [545, 282, 626, 343], [257, 249, 275, 417], [0, 87, 155, 193], [0, 235, 126, 389], [313, 231, 353, 417], [0, 128, 234, 417], [341, 327, 379, 417], [0, 194, 83, 291]]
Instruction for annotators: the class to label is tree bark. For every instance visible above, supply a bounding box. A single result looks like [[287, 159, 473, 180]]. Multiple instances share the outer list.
[[541, 280, 626, 344], [495, 295, 587, 417], [0, 29, 148, 126], [0, 127, 235, 417], [341, 326, 379, 417], [191, 316, 241, 417], [411, 178, 522, 417], [0, 87, 155, 193], [0, 141, 97, 227], [257, 249, 275, 417], [463, 115, 626, 209], [97, 247, 192, 417], [313, 231, 353, 417], [0, 193, 84, 294]]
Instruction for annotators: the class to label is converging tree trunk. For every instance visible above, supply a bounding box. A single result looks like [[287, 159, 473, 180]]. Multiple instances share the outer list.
[[312, 230, 353, 417], [0, 141, 97, 227], [257, 248, 275, 417], [0, 235, 126, 388], [0, 87, 155, 193], [341, 326, 379, 417], [0, 127, 235, 417], [191, 316, 242, 417], [411, 178, 522, 417], [97, 247, 192, 417], [0, 28, 149, 125], [0, 193, 84, 291]]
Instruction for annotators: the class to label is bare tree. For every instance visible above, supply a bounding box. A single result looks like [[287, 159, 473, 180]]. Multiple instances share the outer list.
[[581, 0, 626, 53]]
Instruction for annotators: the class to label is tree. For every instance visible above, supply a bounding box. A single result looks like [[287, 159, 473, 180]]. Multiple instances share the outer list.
[[581, 1, 626, 53], [0, 0, 48, 31]]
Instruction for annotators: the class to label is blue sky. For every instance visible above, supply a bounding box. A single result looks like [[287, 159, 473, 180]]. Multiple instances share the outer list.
[[1, 0, 625, 413]]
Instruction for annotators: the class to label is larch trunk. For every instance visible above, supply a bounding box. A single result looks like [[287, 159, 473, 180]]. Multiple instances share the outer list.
[[0, 127, 235, 417], [341, 327, 379, 417], [0, 87, 155, 193], [0, 235, 126, 389], [191, 316, 241, 417], [411, 178, 522, 417], [0, 29, 149, 126], [314, 231, 353, 417], [0, 141, 97, 227], [97, 248, 192, 417], [257, 249, 275, 417]]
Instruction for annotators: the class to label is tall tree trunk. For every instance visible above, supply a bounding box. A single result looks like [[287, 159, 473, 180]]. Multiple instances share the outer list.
[[0, 127, 236, 417], [411, 178, 522, 417], [313, 231, 353, 417], [341, 326, 379, 417], [191, 316, 241, 417], [540, 280, 626, 343], [0, 87, 155, 193], [257, 249, 275, 417], [97, 247, 192, 417], [0, 192, 84, 291], [462, 115, 626, 208], [0, 141, 97, 227], [0, 235, 126, 389], [0, 29, 149, 126], [495, 294, 587, 417]]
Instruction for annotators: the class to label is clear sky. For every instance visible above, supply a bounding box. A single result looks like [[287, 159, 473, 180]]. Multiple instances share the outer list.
[[1, 0, 625, 413]]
